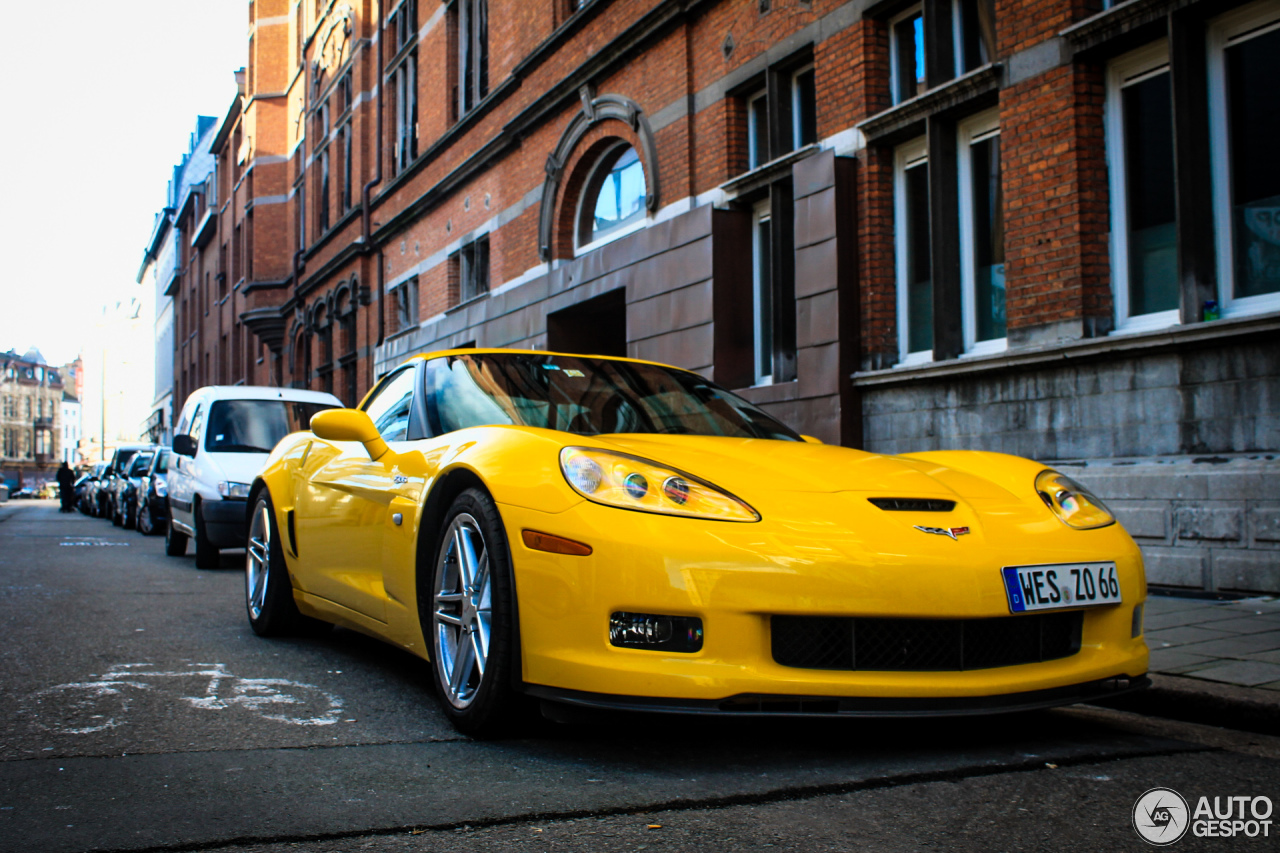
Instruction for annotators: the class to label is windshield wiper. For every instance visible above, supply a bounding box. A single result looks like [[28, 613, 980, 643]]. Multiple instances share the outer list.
[[210, 443, 276, 453]]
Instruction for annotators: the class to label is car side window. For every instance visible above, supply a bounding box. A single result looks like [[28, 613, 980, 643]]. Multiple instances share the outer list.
[[362, 366, 417, 441], [189, 405, 205, 445]]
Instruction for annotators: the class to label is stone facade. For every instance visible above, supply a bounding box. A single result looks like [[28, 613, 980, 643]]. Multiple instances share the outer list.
[[1065, 458, 1280, 594]]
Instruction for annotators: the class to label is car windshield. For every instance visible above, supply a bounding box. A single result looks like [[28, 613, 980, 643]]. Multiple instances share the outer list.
[[113, 449, 140, 474], [205, 400, 336, 453], [425, 353, 800, 441], [127, 453, 154, 477]]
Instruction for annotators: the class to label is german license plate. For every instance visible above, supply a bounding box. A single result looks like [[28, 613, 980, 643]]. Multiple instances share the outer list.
[[1002, 562, 1121, 613]]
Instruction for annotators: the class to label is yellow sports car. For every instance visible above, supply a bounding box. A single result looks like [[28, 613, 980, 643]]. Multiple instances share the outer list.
[[245, 349, 1149, 735]]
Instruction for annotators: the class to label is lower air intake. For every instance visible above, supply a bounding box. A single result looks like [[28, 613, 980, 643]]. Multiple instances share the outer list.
[[771, 611, 1083, 672]]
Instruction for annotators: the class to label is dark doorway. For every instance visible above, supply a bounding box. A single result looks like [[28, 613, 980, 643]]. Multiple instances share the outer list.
[[546, 288, 627, 357]]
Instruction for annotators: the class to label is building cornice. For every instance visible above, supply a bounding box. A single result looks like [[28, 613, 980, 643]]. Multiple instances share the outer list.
[[853, 312, 1280, 388]]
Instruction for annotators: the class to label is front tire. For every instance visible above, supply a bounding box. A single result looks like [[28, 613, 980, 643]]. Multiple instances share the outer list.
[[428, 487, 522, 737], [137, 501, 153, 535], [245, 493, 318, 637], [194, 501, 221, 569]]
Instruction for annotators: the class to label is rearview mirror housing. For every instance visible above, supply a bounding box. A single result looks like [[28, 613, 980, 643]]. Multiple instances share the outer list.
[[173, 434, 197, 457], [310, 409, 391, 461]]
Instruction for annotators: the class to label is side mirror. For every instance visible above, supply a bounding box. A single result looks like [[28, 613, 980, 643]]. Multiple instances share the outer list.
[[310, 409, 390, 461], [173, 435, 197, 457]]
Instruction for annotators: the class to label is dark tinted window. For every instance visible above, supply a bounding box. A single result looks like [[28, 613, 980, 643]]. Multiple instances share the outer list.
[[113, 449, 141, 475], [128, 453, 154, 477], [425, 353, 800, 441], [205, 400, 336, 453]]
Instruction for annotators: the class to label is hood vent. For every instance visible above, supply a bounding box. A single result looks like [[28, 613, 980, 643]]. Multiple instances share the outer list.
[[868, 498, 956, 512]]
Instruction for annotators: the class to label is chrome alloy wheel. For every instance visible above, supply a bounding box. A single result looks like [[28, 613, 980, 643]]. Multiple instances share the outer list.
[[433, 513, 492, 709], [245, 501, 272, 621]]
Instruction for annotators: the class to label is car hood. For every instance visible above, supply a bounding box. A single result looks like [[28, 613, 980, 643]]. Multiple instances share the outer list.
[[203, 451, 270, 486], [585, 434, 1012, 502]]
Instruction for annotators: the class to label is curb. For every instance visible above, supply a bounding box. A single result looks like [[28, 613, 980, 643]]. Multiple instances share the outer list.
[[1092, 673, 1280, 737]]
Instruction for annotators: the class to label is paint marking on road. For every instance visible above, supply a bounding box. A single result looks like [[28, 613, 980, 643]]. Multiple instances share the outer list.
[[22, 663, 344, 733], [59, 537, 130, 547]]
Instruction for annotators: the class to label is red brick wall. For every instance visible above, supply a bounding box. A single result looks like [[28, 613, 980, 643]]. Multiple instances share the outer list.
[[1000, 63, 1111, 332]]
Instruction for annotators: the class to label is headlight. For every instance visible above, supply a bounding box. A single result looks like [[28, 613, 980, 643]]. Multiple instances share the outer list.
[[560, 447, 759, 522], [154, 478, 167, 497], [1035, 470, 1114, 529], [217, 481, 252, 499]]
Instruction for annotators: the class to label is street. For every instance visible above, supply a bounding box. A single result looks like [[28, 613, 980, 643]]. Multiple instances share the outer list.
[[2, 499, 1278, 853]]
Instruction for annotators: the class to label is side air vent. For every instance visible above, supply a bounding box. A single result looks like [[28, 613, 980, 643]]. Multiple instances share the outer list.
[[868, 498, 956, 512]]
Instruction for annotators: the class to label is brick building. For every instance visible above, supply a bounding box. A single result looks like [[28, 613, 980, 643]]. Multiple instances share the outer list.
[[141, 116, 219, 445], [165, 0, 1279, 591], [1, 349, 67, 490]]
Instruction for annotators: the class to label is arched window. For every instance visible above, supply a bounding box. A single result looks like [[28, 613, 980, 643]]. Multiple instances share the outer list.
[[577, 144, 646, 250]]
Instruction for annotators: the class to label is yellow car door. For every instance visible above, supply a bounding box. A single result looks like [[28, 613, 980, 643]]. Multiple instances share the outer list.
[[294, 365, 421, 623]]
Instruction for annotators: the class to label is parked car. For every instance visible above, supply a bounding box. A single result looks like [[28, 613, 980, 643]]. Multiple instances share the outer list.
[[135, 450, 171, 536], [112, 450, 156, 529], [11, 487, 35, 500], [167, 386, 341, 568], [79, 462, 110, 515], [244, 349, 1149, 736], [100, 445, 154, 521]]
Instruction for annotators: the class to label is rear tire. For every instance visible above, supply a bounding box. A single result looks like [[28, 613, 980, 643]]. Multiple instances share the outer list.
[[245, 492, 323, 636], [427, 487, 523, 737], [165, 510, 188, 556], [194, 502, 221, 569]]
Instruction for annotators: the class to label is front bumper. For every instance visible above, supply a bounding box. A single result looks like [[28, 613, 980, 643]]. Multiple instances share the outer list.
[[528, 675, 1150, 718], [500, 495, 1150, 705], [200, 497, 248, 548]]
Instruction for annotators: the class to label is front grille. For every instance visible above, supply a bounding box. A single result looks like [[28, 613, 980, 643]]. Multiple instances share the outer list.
[[772, 612, 1083, 672]]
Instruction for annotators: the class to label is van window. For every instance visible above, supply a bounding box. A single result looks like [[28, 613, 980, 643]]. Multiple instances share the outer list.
[[204, 400, 336, 453]]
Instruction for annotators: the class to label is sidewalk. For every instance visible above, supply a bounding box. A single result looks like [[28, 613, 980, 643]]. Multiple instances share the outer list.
[[1104, 591, 1280, 735], [1145, 592, 1280, 690]]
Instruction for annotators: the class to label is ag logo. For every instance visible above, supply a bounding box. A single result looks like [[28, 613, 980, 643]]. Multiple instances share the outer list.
[[1134, 787, 1190, 846]]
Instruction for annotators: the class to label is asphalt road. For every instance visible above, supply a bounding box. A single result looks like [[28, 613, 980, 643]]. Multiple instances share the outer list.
[[1, 499, 1277, 852]]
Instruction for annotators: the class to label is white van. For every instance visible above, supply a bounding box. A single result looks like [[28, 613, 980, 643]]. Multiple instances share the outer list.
[[167, 386, 341, 568]]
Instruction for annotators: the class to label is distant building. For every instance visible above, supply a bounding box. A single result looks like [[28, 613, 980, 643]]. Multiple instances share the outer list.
[[1, 348, 65, 489], [139, 117, 218, 445], [60, 392, 81, 466]]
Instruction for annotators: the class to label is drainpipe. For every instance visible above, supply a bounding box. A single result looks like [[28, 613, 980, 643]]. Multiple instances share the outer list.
[[364, 0, 386, 349]]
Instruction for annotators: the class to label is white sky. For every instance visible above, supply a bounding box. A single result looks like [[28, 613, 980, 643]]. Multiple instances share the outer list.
[[0, 1, 247, 367]]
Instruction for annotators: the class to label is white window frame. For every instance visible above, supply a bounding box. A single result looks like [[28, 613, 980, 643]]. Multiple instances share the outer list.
[[747, 89, 768, 169], [574, 143, 650, 257], [1105, 40, 1179, 334], [790, 64, 816, 151], [957, 108, 1006, 356], [751, 199, 773, 386], [1208, 0, 1280, 319], [895, 137, 932, 366], [889, 4, 924, 107]]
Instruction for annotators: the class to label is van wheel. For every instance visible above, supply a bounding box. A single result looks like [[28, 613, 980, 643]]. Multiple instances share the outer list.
[[194, 502, 221, 569]]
